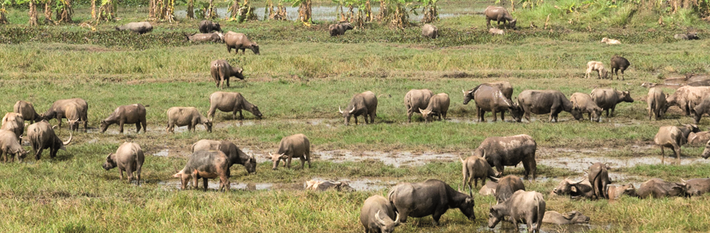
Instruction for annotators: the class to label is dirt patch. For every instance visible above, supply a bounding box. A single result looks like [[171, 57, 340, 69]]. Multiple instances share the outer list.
[[158, 177, 396, 192]]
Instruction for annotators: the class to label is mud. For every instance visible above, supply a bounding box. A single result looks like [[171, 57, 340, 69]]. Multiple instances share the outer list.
[[159, 177, 396, 191], [482, 222, 615, 233], [315, 150, 461, 167]]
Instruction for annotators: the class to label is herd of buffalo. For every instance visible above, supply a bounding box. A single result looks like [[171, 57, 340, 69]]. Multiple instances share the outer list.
[[2, 7, 709, 232]]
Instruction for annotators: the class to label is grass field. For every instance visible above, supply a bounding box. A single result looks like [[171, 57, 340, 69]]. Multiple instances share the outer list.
[[2, 0, 710, 232]]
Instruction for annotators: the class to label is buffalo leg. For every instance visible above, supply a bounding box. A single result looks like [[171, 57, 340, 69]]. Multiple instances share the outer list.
[[125, 164, 134, 184], [119, 120, 125, 133], [141, 120, 147, 133], [119, 169, 124, 180], [611, 106, 616, 117], [56, 113, 64, 127], [286, 156, 292, 169], [494, 163, 504, 177], [135, 122, 141, 133], [300, 156, 306, 169], [492, 110, 497, 122], [407, 110, 413, 123], [500, 110, 505, 122], [238, 110, 244, 120], [660, 146, 665, 164], [36, 147, 45, 160], [202, 177, 209, 191], [135, 162, 142, 185], [354, 116, 358, 125], [675, 145, 681, 165]]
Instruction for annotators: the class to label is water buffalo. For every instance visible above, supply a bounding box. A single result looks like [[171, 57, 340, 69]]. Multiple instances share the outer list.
[[1, 113, 24, 140], [404, 89, 434, 123], [102, 142, 144, 184], [513, 90, 582, 122], [340, 91, 377, 125], [481, 81, 513, 99], [225, 31, 260, 55], [27, 121, 72, 160], [648, 87, 669, 120], [488, 28, 505, 35], [674, 32, 699, 40], [460, 155, 497, 196], [590, 88, 634, 117], [601, 37, 621, 45], [693, 96, 710, 124], [166, 107, 212, 133], [210, 60, 245, 90], [488, 190, 545, 232], [115, 22, 153, 34], [329, 22, 354, 36], [184, 32, 223, 43], [208, 91, 262, 122], [13, 101, 41, 123], [360, 195, 400, 233], [585, 61, 608, 79], [0, 130, 27, 162], [64, 103, 85, 132], [100, 104, 147, 134], [41, 98, 88, 132], [681, 178, 710, 196], [688, 131, 710, 145], [266, 134, 311, 170], [479, 181, 497, 196], [654, 124, 699, 164], [588, 162, 611, 199], [570, 92, 603, 122], [495, 175, 525, 204], [666, 86, 710, 116], [484, 6, 516, 29], [607, 184, 636, 200], [475, 134, 537, 180], [542, 211, 590, 225], [463, 84, 513, 122], [552, 178, 594, 199], [173, 150, 230, 191], [306, 180, 355, 192], [388, 179, 475, 226], [633, 178, 687, 198], [419, 93, 450, 122], [199, 20, 222, 33], [191, 139, 257, 175], [422, 24, 438, 39], [703, 140, 710, 159], [610, 55, 630, 80]]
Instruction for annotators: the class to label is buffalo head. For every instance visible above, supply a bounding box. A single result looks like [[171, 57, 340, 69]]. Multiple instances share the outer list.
[[509, 102, 524, 122], [374, 210, 400, 233], [620, 91, 634, 103], [462, 89, 474, 105], [102, 153, 117, 170], [244, 153, 257, 174], [458, 196, 476, 221], [702, 140, 710, 159], [267, 152, 288, 170], [339, 106, 356, 125], [419, 108, 435, 122], [250, 105, 263, 119], [99, 120, 110, 133], [252, 44, 260, 55]]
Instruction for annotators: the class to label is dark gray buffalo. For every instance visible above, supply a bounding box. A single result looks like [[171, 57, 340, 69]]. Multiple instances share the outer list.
[[340, 91, 378, 125], [633, 178, 687, 198], [191, 139, 257, 176], [494, 175, 525, 204], [115, 22, 153, 34], [475, 134, 537, 180], [27, 121, 72, 160], [329, 22, 354, 36], [267, 134, 311, 170], [100, 104, 147, 133], [588, 162, 611, 199], [552, 178, 595, 199], [404, 89, 434, 123], [173, 150, 230, 191], [542, 211, 590, 225], [208, 91, 262, 122], [419, 93, 450, 122], [463, 84, 514, 122], [590, 88, 634, 117], [102, 142, 144, 184], [210, 60, 245, 89], [513, 90, 582, 122], [460, 155, 497, 195], [488, 190, 545, 232], [388, 179, 475, 226], [360, 195, 400, 233], [682, 178, 710, 196], [199, 20, 222, 33]]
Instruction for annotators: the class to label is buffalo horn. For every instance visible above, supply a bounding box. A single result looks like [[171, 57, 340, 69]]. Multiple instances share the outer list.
[[338, 106, 343, 114], [63, 130, 73, 145], [349, 107, 355, 114], [375, 210, 387, 226]]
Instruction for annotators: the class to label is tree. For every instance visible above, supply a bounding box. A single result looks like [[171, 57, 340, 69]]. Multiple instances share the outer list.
[[0, 4, 7, 24], [420, 0, 437, 23], [55, 0, 73, 23], [284, 0, 311, 24]]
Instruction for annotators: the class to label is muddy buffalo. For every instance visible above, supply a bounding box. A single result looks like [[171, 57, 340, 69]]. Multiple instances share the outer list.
[[340, 91, 377, 125], [552, 178, 594, 199], [173, 150, 230, 191], [693, 96, 710, 124], [360, 195, 400, 233], [27, 121, 72, 160], [463, 84, 513, 122], [634, 178, 687, 198], [701, 140, 710, 159], [479, 181, 497, 196], [607, 184, 636, 200], [590, 88, 633, 117], [1, 112, 24, 140], [488, 190, 545, 232], [225, 31, 260, 55], [666, 86, 710, 116], [494, 175, 525, 204], [570, 92, 603, 122], [329, 22, 354, 36], [542, 211, 590, 225], [654, 124, 699, 164], [0, 129, 27, 162], [422, 24, 438, 39], [475, 134, 537, 180], [210, 60, 245, 89], [404, 89, 434, 123], [13, 101, 41, 124], [208, 91, 262, 121], [166, 107, 212, 133], [513, 90, 582, 122], [688, 131, 710, 145], [191, 139, 257, 175], [306, 180, 354, 192], [102, 142, 144, 184], [419, 93, 450, 122], [185, 32, 224, 43], [484, 6, 516, 29], [115, 22, 153, 34], [460, 155, 497, 195], [267, 134, 311, 170], [100, 104, 147, 133], [388, 179, 475, 226], [682, 178, 710, 196], [588, 163, 611, 199]]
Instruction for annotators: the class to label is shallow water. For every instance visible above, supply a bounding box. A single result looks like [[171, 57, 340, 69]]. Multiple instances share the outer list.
[[159, 176, 395, 191]]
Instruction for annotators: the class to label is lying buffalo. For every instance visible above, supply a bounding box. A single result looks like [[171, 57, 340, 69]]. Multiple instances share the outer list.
[[41, 98, 88, 132], [27, 121, 72, 160], [475, 134, 537, 180], [208, 91, 262, 121], [702, 140, 710, 159], [0, 129, 27, 162], [654, 124, 699, 164], [552, 178, 594, 199], [185, 32, 224, 43], [513, 90, 582, 122], [210, 60, 245, 90], [360, 195, 400, 233], [388, 179, 475, 226], [306, 180, 354, 192], [688, 131, 710, 145], [173, 150, 230, 191], [421, 24, 438, 39], [102, 142, 144, 184], [115, 22, 153, 34], [647, 87, 669, 120], [1, 112, 24, 140], [267, 134, 311, 170], [542, 211, 590, 225], [488, 190, 545, 232], [693, 96, 710, 124], [570, 92, 602, 122], [590, 88, 633, 117], [199, 20, 222, 33], [13, 100, 41, 124], [479, 181, 497, 196], [682, 178, 710, 196], [666, 86, 710, 116], [166, 107, 212, 133], [419, 93, 450, 122], [225, 31, 260, 55], [100, 104, 147, 134], [463, 84, 513, 122], [495, 175, 525, 204], [588, 162, 611, 199], [460, 155, 497, 196], [191, 139, 257, 175], [607, 184, 636, 200], [404, 89, 434, 123], [634, 178, 687, 198], [340, 91, 378, 125]]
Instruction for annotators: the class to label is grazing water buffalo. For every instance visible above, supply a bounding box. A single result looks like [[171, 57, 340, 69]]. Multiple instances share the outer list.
[[419, 93, 450, 122], [115, 22, 153, 34], [340, 91, 378, 125], [422, 24, 438, 39], [542, 211, 590, 225], [688, 131, 710, 145], [173, 150, 230, 191], [360, 195, 400, 233], [513, 90, 582, 122], [404, 89, 434, 123], [100, 104, 147, 134], [191, 139, 257, 175], [388, 179, 475, 226], [329, 22, 354, 36], [693, 96, 710, 124], [488, 190, 545, 232], [654, 124, 699, 164], [27, 121, 72, 160], [199, 20, 222, 33], [64, 103, 85, 132], [667, 86, 710, 116], [102, 142, 144, 184], [0, 130, 27, 162], [185, 32, 224, 43], [648, 88, 669, 120], [460, 155, 497, 196], [585, 61, 608, 79], [225, 32, 260, 55], [494, 175, 525, 204], [610, 55, 630, 80], [702, 140, 710, 159], [488, 81, 514, 99], [166, 107, 212, 133], [208, 92, 262, 122], [306, 180, 354, 192], [570, 92, 603, 122], [479, 181, 498, 196], [588, 162, 611, 199], [475, 134, 537, 180], [552, 178, 594, 199], [634, 178, 687, 198], [267, 134, 311, 170], [607, 184, 637, 200], [1, 113, 24, 140], [484, 6, 516, 29], [210, 60, 245, 90], [41, 98, 88, 132], [682, 178, 710, 196], [13, 101, 41, 123], [590, 88, 634, 117], [463, 84, 513, 122]]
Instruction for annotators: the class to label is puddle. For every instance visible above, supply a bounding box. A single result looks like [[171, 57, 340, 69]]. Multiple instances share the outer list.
[[153, 149, 169, 157], [309, 177, 397, 191], [159, 177, 395, 191], [315, 150, 460, 167]]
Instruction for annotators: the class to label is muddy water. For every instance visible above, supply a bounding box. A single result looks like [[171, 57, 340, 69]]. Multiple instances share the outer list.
[[159, 177, 395, 191], [480, 222, 615, 233], [315, 150, 461, 167]]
